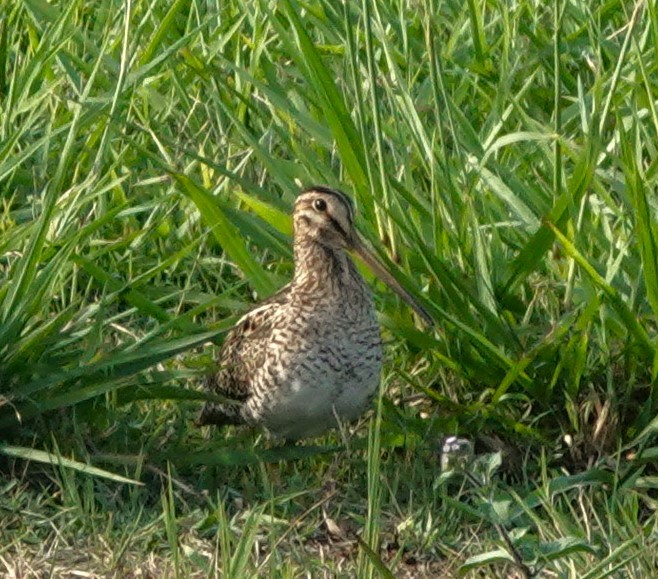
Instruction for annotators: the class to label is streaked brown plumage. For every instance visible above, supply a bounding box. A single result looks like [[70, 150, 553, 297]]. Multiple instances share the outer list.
[[197, 186, 432, 440]]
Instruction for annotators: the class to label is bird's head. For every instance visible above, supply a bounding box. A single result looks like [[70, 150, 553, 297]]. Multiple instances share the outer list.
[[294, 186, 357, 251], [294, 185, 433, 326]]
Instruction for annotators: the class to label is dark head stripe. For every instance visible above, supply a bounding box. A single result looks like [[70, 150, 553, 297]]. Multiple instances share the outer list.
[[300, 185, 354, 223]]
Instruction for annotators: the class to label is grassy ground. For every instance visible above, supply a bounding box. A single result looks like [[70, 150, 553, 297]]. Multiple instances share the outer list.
[[2, 0, 658, 576]]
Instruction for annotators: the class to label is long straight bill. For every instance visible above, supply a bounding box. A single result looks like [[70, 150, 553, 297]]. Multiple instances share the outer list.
[[352, 236, 434, 326]]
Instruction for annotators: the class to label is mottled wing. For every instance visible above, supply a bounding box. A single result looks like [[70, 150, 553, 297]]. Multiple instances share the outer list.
[[210, 304, 278, 399], [197, 288, 289, 427]]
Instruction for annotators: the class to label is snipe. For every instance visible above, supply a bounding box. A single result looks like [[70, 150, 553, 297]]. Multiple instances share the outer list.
[[197, 186, 432, 440]]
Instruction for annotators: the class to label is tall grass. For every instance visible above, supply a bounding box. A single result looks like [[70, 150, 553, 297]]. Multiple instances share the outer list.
[[2, 0, 656, 459], [1, 0, 658, 574]]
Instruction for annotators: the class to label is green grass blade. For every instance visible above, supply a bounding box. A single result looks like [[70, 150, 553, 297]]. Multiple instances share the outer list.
[[0, 444, 143, 485], [276, 0, 370, 196], [172, 172, 276, 297], [546, 221, 654, 358]]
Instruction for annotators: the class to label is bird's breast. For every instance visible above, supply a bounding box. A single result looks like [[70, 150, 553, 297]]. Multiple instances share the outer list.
[[248, 306, 383, 440]]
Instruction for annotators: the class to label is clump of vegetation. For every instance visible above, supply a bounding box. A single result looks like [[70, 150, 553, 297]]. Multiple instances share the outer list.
[[1, 0, 657, 576]]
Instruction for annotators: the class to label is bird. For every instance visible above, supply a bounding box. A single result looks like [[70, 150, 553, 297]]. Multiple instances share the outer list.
[[197, 185, 432, 441]]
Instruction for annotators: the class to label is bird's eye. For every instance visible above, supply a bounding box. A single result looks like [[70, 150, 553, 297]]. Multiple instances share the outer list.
[[313, 198, 327, 212]]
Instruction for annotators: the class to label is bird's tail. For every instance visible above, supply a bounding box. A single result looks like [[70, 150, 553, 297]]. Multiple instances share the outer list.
[[195, 403, 245, 428]]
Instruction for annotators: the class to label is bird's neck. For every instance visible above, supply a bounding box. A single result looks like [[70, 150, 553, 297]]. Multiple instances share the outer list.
[[292, 239, 361, 295]]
